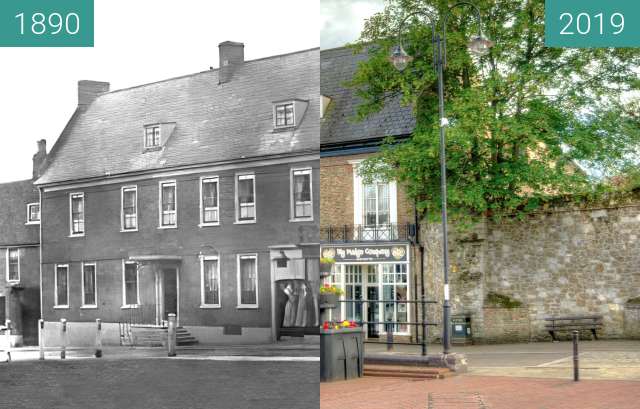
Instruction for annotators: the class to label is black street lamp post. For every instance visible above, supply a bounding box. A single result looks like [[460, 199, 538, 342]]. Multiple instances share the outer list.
[[389, 2, 493, 356]]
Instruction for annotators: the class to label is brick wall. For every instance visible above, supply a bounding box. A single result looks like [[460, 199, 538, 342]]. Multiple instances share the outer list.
[[41, 160, 319, 331], [320, 153, 414, 228]]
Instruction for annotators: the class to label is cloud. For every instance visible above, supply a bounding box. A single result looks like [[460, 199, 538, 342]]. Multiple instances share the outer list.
[[321, 0, 385, 49]]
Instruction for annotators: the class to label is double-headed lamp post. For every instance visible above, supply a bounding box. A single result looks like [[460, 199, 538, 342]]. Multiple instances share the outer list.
[[389, 2, 493, 356]]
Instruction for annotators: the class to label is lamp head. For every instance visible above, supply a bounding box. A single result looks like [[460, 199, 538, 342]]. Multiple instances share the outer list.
[[468, 34, 494, 56], [389, 44, 414, 71]]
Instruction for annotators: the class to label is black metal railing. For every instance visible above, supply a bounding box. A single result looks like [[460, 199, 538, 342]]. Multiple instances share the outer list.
[[121, 304, 158, 326], [331, 298, 438, 356], [321, 223, 416, 243]]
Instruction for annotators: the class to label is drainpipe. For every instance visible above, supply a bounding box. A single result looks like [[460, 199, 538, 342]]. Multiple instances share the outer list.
[[38, 186, 43, 321]]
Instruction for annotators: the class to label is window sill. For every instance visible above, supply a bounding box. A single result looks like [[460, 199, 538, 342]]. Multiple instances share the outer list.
[[121, 305, 140, 309], [53, 306, 69, 310], [234, 220, 256, 225], [120, 228, 139, 233], [25, 221, 40, 225], [7, 280, 20, 285], [200, 305, 222, 309], [199, 222, 220, 228], [236, 305, 259, 309], [68, 234, 85, 238], [272, 126, 296, 133], [157, 225, 177, 230], [289, 217, 313, 223], [80, 305, 98, 310]]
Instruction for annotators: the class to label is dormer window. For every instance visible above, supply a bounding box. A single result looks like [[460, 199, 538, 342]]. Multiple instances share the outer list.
[[274, 103, 294, 128], [144, 125, 161, 148]]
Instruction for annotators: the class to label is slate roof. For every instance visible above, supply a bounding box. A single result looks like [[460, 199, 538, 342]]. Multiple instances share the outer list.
[[37, 48, 320, 185], [0, 180, 39, 247], [320, 46, 415, 148]]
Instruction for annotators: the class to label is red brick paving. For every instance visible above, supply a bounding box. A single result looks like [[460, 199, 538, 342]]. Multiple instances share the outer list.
[[320, 375, 640, 409]]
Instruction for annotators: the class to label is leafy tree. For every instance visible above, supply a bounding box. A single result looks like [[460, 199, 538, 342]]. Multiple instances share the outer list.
[[351, 0, 640, 223]]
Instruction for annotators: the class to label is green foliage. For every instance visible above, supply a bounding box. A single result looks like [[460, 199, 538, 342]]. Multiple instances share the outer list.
[[485, 291, 523, 308], [351, 0, 640, 223], [627, 297, 640, 305]]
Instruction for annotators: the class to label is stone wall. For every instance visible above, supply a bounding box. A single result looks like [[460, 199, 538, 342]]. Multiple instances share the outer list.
[[423, 203, 640, 343]]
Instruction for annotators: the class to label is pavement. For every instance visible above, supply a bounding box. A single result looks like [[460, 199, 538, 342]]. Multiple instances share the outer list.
[[1, 339, 320, 409], [320, 340, 640, 409]]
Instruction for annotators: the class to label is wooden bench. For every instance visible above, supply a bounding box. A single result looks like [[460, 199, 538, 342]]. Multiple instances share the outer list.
[[544, 315, 603, 341]]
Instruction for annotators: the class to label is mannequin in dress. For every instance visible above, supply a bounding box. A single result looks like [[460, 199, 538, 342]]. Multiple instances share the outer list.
[[282, 283, 296, 327]]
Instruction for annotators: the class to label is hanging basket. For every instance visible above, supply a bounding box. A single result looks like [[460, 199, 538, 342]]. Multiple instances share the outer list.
[[320, 262, 334, 274]]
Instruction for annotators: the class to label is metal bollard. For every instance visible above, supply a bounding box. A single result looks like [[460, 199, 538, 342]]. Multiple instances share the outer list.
[[167, 313, 177, 357], [4, 320, 12, 362], [572, 330, 579, 381], [95, 319, 103, 358], [386, 321, 394, 352], [38, 319, 45, 360], [60, 319, 67, 360]]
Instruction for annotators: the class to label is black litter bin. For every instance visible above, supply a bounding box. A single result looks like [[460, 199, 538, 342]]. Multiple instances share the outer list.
[[452, 315, 472, 345], [320, 326, 364, 382]]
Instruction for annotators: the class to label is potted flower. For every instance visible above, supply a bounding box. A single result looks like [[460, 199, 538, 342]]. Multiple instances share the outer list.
[[320, 257, 335, 276], [319, 284, 343, 307]]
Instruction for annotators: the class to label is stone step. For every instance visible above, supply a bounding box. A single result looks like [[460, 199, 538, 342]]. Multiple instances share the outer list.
[[363, 365, 452, 380]]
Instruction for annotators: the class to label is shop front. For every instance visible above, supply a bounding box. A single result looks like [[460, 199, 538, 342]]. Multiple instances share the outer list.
[[320, 243, 411, 337]]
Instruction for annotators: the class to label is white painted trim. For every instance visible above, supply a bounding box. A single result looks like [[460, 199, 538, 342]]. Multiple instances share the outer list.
[[352, 163, 397, 227], [120, 185, 138, 232], [122, 260, 140, 308], [290, 167, 313, 222], [69, 192, 85, 237], [6, 248, 20, 283], [235, 173, 256, 224], [199, 176, 220, 226], [236, 253, 259, 309], [158, 180, 177, 228], [54, 264, 69, 308], [273, 101, 296, 129], [40, 154, 319, 192], [81, 262, 98, 308], [143, 125, 161, 149], [200, 255, 221, 308], [26, 202, 40, 224]]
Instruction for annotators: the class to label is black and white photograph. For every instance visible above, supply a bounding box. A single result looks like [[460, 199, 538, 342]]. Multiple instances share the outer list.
[[0, 1, 319, 408]]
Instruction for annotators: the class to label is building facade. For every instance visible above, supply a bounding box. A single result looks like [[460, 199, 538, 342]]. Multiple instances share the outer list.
[[0, 142, 46, 346], [35, 43, 320, 345], [320, 47, 421, 340]]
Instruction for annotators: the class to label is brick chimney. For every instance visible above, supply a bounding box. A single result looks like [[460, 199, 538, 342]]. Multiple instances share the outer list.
[[32, 139, 47, 180], [78, 80, 110, 107], [218, 41, 244, 84]]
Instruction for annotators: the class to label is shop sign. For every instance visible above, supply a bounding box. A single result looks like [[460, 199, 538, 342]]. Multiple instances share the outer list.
[[322, 245, 408, 263]]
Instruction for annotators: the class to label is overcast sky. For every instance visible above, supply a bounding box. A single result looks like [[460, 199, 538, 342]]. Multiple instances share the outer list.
[[321, 0, 384, 49], [0, 0, 319, 183]]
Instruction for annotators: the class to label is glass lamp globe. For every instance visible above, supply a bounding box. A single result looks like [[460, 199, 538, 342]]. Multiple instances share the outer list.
[[388, 45, 414, 71], [468, 35, 494, 57]]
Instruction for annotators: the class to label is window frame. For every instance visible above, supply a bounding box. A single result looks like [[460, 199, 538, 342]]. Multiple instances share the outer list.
[[69, 192, 85, 237], [200, 255, 221, 308], [81, 262, 98, 309], [26, 202, 40, 225], [54, 264, 69, 309], [158, 180, 177, 229], [121, 185, 138, 232], [236, 253, 259, 309], [199, 176, 220, 227], [235, 173, 256, 224], [273, 102, 295, 128], [290, 167, 313, 222], [144, 125, 161, 149], [122, 260, 140, 308], [6, 248, 20, 283]]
